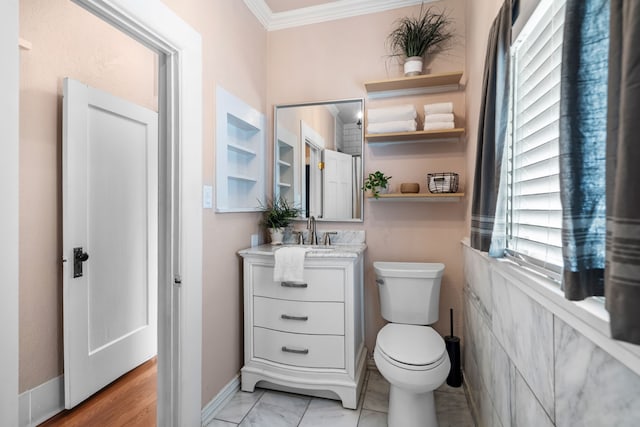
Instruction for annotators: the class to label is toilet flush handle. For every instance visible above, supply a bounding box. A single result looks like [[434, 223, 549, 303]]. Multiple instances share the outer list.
[[376, 279, 385, 285]]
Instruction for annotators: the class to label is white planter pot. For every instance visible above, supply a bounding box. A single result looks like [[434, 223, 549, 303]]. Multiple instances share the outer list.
[[404, 56, 424, 77], [268, 228, 284, 245]]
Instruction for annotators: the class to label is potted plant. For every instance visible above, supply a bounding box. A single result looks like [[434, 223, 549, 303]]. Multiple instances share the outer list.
[[387, 5, 453, 76], [259, 196, 301, 244], [362, 171, 392, 199]]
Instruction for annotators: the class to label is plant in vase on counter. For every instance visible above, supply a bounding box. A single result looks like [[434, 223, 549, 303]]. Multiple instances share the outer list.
[[259, 197, 300, 245], [387, 5, 453, 77], [363, 171, 392, 199]]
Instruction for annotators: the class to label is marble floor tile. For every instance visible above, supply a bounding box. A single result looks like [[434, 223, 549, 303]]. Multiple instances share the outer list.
[[214, 389, 264, 423], [238, 390, 309, 427], [437, 382, 466, 395], [215, 371, 475, 427], [299, 397, 360, 427], [357, 409, 387, 427], [206, 420, 238, 427], [435, 391, 475, 427], [362, 371, 389, 413]]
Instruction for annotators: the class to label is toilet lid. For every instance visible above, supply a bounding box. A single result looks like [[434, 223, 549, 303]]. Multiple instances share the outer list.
[[377, 324, 446, 366]]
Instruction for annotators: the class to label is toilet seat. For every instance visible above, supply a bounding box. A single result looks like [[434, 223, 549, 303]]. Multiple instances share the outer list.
[[376, 324, 447, 371]]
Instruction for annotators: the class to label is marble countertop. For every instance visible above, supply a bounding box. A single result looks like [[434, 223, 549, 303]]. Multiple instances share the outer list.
[[238, 243, 367, 258]]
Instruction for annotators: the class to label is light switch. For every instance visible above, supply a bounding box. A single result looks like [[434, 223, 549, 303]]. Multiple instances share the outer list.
[[203, 185, 213, 209]]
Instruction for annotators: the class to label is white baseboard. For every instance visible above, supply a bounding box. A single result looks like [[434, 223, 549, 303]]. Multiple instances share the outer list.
[[201, 374, 241, 426], [18, 375, 64, 427]]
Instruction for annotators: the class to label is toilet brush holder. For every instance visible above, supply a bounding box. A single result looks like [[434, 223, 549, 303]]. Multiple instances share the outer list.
[[445, 308, 463, 387]]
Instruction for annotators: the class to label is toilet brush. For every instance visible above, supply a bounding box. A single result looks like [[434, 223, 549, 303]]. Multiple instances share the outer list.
[[444, 308, 463, 387]]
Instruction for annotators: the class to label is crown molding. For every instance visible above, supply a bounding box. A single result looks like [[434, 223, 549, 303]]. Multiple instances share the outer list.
[[244, 0, 433, 31]]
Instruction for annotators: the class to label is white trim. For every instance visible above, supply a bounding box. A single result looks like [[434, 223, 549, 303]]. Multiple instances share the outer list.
[[18, 376, 64, 427], [244, 0, 432, 31], [68, 1, 203, 425], [200, 374, 241, 426], [0, 0, 20, 425], [462, 241, 640, 378]]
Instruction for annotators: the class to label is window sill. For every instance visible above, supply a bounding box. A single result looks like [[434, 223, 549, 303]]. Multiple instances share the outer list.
[[461, 239, 640, 377]]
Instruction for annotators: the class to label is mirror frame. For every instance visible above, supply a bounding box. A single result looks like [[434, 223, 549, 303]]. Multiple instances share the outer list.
[[274, 98, 365, 223]]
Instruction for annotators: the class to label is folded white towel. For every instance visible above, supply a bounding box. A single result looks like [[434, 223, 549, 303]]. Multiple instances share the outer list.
[[368, 104, 417, 123], [424, 113, 454, 123], [367, 120, 417, 134], [424, 102, 454, 115], [273, 246, 310, 283], [424, 121, 455, 131]]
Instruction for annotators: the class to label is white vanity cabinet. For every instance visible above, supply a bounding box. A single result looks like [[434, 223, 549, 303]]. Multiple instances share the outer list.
[[239, 247, 366, 409]]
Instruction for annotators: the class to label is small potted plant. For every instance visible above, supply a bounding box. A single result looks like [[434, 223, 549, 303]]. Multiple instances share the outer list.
[[387, 5, 453, 76], [362, 171, 392, 199], [259, 196, 301, 245]]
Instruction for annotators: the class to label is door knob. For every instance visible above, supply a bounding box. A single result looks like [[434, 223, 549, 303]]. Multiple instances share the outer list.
[[73, 247, 89, 278]]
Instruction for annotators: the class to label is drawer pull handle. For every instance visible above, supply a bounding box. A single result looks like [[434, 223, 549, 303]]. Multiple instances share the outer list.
[[281, 314, 309, 321], [281, 346, 309, 355], [281, 281, 308, 288], [376, 279, 385, 285]]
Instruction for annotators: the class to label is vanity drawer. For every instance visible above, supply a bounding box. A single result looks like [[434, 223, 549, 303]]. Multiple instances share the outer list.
[[253, 297, 344, 335], [253, 327, 345, 369], [252, 264, 344, 302]]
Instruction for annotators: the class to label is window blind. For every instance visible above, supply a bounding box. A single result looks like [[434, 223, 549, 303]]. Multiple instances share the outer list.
[[507, 0, 567, 276]]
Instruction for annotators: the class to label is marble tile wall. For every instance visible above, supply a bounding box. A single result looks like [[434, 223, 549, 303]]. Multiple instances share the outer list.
[[462, 245, 640, 427]]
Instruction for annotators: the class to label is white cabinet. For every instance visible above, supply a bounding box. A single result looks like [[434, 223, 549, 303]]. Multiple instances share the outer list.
[[240, 251, 366, 409]]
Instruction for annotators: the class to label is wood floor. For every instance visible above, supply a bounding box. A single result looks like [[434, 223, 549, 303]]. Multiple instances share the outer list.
[[40, 358, 157, 427]]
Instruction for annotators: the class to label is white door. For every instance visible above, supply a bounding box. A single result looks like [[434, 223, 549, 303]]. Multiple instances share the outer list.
[[62, 78, 158, 409], [323, 149, 353, 219]]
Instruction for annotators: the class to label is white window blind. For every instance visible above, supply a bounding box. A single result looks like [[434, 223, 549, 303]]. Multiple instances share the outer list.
[[506, 0, 567, 277]]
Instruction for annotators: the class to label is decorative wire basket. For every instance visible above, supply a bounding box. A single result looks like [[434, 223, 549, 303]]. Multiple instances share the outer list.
[[427, 172, 459, 193]]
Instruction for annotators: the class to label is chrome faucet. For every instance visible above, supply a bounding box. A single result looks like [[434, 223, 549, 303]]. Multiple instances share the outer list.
[[307, 216, 317, 245]]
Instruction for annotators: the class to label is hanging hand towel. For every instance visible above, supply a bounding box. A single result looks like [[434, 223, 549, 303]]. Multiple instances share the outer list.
[[424, 113, 455, 123], [273, 246, 310, 283], [367, 120, 417, 134], [424, 122, 455, 131], [367, 104, 417, 123], [424, 102, 454, 115]]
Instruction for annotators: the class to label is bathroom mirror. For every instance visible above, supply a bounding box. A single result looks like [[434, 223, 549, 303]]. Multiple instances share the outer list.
[[274, 99, 364, 222]]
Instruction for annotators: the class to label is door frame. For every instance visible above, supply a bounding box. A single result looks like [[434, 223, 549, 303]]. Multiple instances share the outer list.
[[1, 1, 204, 425], [0, 1, 19, 425]]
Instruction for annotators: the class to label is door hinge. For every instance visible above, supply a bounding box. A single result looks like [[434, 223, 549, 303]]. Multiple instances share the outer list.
[[318, 161, 325, 170], [173, 274, 182, 287]]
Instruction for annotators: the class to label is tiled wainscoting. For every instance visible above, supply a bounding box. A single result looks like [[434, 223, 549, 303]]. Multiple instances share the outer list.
[[462, 243, 640, 427]]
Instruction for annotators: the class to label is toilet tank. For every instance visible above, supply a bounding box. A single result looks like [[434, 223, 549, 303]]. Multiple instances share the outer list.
[[374, 262, 445, 325]]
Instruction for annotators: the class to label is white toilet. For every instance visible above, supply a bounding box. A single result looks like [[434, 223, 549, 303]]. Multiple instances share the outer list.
[[373, 262, 450, 427]]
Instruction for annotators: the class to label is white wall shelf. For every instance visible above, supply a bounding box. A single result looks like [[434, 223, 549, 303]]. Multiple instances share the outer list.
[[227, 142, 257, 156], [216, 86, 266, 212]]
